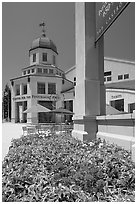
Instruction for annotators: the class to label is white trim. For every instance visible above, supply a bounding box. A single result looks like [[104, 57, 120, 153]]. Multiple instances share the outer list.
[[106, 88, 135, 95], [104, 57, 135, 65]]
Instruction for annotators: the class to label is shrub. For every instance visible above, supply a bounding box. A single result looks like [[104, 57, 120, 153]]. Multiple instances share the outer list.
[[2, 133, 135, 202]]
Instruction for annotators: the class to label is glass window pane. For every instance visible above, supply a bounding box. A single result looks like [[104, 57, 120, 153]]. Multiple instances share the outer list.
[[53, 55, 56, 65], [124, 74, 129, 79], [43, 69, 48, 74], [23, 84, 27, 95], [16, 85, 20, 95], [49, 69, 53, 74], [37, 68, 42, 73], [118, 75, 123, 80], [42, 53, 47, 62], [33, 53, 36, 62], [107, 76, 111, 81], [104, 71, 111, 76], [48, 83, 56, 94], [37, 82, 45, 94]]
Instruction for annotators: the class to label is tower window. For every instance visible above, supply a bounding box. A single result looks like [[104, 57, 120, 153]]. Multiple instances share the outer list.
[[49, 69, 54, 74], [37, 82, 45, 94], [37, 68, 42, 73], [27, 70, 30, 74], [42, 53, 47, 62], [124, 74, 129, 79], [23, 71, 26, 75], [48, 83, 56, 94], [53, 55, 56, 65], [31, 69, 35, 73], [15, 85, 20, 96], [33, 53, 36, 62], [74, 77, 76, 86], [43, 69, 48, 74], [22, 84, 27, 95]]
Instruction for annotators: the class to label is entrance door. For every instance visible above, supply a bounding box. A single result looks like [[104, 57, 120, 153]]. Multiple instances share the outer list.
[[110, 99, 124, 112]]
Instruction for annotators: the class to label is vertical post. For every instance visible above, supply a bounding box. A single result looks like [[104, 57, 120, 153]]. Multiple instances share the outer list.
[[11, 84, 15, 122], [72, 2, 106, 141]]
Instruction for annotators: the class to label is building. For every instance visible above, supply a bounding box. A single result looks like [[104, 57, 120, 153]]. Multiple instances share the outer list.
[[10, 27, 135, 123], [10, 27, 73, 123], [63, 58, 135, 114]]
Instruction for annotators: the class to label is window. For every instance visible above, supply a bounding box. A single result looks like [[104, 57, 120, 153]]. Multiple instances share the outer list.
[[22, 84, 27, 95], [104, 71, 112, 82], [42, 53, 47, 62], [118, 75, 123, 80], [16, 85, 20, 95], [33, 53, 36, 62], [23, 71, 26, 75], [48, 83, 56, 94], [27, 70, 30, 74], [37, 82, 45, 94], [124, 74, 129, 79], [104, 71, 111, 76], [53, 55, 56, 65], [49, 69, 54, 74], [107, 76, 111, 81], [62, 79, 65, 84], [43, 69, 48, 74], [74, 77, 76, 86], [37, 68, 42, 73], [31, 69, 35, 73], [128, 103, 135, 113]]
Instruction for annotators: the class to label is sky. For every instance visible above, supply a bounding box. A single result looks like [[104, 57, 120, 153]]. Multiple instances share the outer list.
[[2, 2, 135, 90]]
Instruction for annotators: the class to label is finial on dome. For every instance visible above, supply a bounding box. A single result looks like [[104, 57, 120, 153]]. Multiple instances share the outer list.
[[39, 21, 46, 37]]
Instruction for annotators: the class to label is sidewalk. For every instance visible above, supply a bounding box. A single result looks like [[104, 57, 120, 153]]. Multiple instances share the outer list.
[[2, 122, 25, 160]]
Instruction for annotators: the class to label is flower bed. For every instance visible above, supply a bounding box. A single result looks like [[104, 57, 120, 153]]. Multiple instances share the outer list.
[[2, 133, 135, 202]]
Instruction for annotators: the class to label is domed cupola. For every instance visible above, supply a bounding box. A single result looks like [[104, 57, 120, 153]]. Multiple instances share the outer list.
[[29, 22, 58, 66], [29, 37, 58, 54]]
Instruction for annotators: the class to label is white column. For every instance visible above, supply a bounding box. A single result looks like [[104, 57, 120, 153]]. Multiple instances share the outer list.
[[11, 85, 15, 122], [20, 84, 22, 95], [72, 2, 106, 141]]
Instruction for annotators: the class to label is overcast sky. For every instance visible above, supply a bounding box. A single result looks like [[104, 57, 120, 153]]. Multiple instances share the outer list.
[[2, 2, 135, 90]]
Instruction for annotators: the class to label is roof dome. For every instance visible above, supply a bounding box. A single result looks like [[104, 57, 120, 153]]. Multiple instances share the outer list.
[[29, 37, 58, 54]]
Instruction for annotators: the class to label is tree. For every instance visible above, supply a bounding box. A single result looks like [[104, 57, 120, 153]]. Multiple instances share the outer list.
[[2, 84, 11, 121]]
